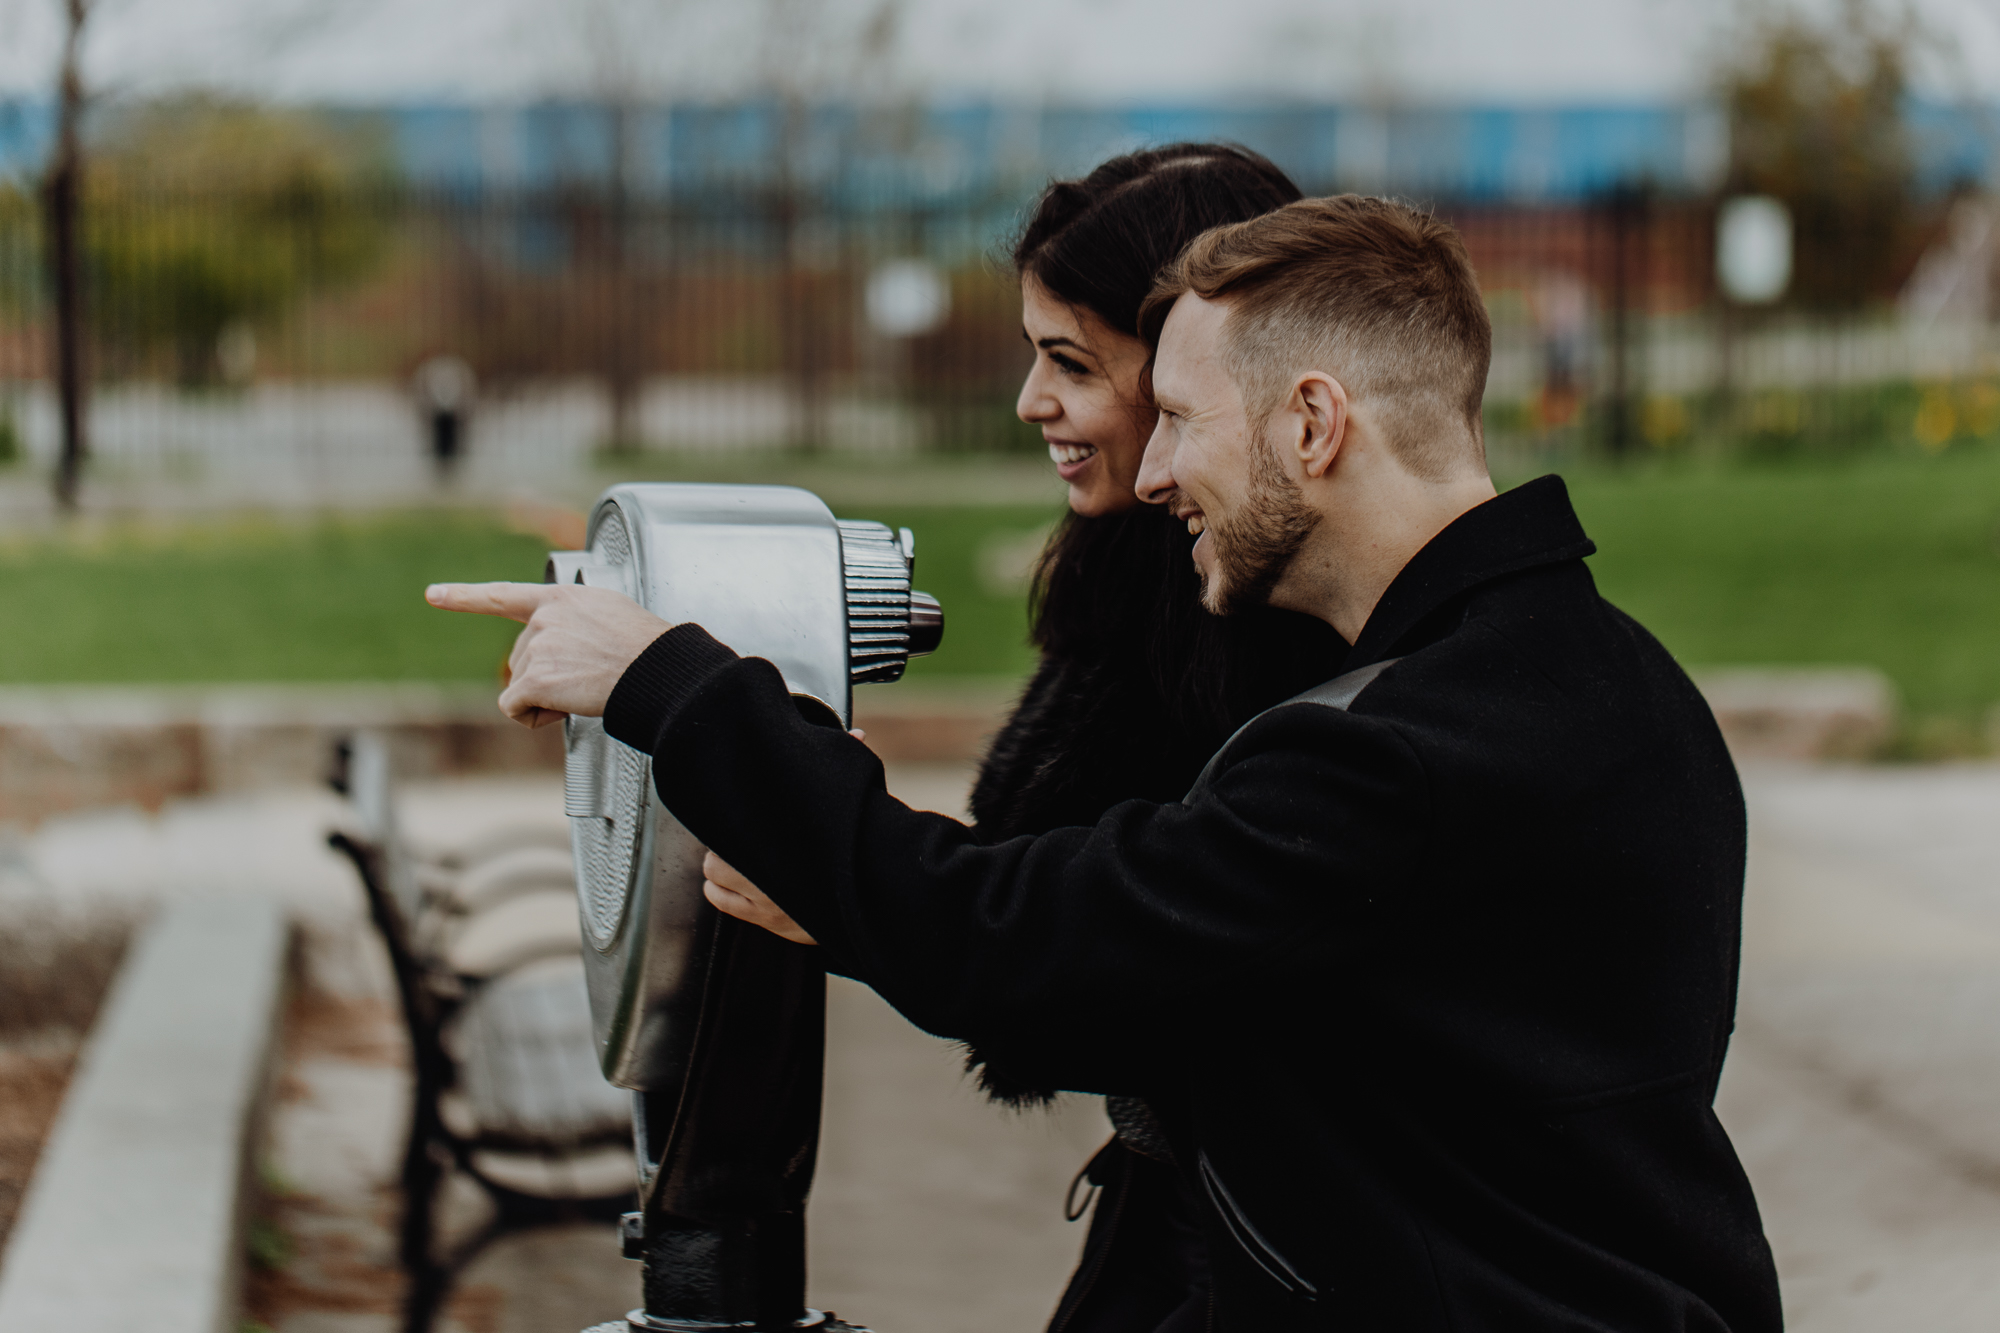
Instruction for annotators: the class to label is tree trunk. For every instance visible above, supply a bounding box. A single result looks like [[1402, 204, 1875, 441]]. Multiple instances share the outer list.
[[1602, 181, 1649, 457], [44, 0, 88, 511], [603, 100, 644, 455]]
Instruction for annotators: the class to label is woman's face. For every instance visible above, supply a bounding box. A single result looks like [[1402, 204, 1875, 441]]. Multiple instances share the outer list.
[[1016, 275, 1155, 517]]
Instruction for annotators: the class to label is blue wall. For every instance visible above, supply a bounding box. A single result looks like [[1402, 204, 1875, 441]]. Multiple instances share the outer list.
[[0, 97, 1988, 203]]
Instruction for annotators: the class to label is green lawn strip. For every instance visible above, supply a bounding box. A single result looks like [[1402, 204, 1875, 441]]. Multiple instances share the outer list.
[[0, 513, 547, 683], [1562, 446, 2000, 718], [0, 503, 1062, 684], [877, 451, 2000, 713], [3, 450, 1997, 732]]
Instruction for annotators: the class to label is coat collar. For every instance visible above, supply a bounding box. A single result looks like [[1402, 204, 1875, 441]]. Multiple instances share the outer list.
[[1342, 474, 1596, 670]]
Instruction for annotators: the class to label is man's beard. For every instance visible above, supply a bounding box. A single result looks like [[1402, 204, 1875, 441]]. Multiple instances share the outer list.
[[1197, 435, 1321, 616]]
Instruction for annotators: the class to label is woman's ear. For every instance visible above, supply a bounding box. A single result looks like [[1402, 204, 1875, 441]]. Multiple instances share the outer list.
[[1293, 373, 1348, 478]]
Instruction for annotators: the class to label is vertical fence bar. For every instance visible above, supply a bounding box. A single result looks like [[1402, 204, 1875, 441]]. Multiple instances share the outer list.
[[1602, 180, 1650, 458]]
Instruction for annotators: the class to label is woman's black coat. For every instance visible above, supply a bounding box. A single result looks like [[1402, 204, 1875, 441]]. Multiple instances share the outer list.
[[964, 508, 1347, 1332], [965, 506, 1347, 1101]]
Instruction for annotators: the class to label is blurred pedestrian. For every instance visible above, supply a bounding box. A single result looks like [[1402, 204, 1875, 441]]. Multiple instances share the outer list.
[[1530, 270, 1588, 429], [414, 354, 476, 478]]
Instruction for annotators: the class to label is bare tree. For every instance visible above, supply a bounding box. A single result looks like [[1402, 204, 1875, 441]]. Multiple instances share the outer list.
[[1721, 0, 1916, 310], [580, 0, 654, 454], [44, 0, 88, 511], [758, 0, 904, 452]]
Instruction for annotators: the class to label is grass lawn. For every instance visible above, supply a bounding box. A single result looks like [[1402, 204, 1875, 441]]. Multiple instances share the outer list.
[[3, 446, 1998, 739], [0, 513, 552, 684], [0, 502, 1061, 687], [1556, 446, 2000, 719]]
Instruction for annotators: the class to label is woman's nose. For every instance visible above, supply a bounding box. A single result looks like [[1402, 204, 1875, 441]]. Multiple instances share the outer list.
[[1016, 363, 1059, 424]]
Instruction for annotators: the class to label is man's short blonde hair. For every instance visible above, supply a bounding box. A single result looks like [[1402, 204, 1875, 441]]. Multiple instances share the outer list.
[[1140, 195, 1492, 482]]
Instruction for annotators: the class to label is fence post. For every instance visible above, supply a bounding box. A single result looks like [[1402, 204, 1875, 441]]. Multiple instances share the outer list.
[[602, 99, 644, 454], [1602, 180, 1650, 457]]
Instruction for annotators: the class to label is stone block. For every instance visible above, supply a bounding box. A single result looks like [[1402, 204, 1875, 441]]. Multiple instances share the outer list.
[[1695, 667, 1899, 762], [0, 685, 560, 823]]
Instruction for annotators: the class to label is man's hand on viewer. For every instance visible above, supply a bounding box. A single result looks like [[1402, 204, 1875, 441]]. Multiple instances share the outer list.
[[424, 581, 670, 728], [703, 850, 817, 946]]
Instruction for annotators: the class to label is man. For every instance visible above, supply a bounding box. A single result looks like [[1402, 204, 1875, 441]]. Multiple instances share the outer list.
[[430, 196, 1781, 1331]]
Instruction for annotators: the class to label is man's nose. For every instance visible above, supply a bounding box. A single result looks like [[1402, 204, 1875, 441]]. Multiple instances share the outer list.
[[1135, 415, 1176, 505], [1016, 362, 1058, 424]]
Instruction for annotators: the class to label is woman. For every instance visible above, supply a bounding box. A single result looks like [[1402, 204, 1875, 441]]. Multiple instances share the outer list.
[[971, 145, 1344, 1333], [711, 144, 1345, 1331]]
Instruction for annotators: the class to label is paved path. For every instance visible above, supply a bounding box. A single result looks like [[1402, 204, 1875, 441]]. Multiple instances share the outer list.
[[1717, 763, 2000, 1332], [5, 761, 2000, 1330], [0, 766, 1101, 1332]]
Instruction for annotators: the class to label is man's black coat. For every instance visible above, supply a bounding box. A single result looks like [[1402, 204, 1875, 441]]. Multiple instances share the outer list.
[[604, 476, 1782, 1333]]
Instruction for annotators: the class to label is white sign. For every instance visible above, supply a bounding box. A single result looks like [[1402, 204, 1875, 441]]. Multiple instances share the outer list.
[[1717, 196, 1792, 305], [865, 259, 951, 338]]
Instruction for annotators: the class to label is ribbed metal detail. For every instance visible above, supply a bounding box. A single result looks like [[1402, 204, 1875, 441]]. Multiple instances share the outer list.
[[837, 520, 913, 684], [567, 504, 648, 949]]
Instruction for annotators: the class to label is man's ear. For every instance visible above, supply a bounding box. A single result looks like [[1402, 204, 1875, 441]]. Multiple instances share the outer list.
[[1292, 373, 1348, 478]]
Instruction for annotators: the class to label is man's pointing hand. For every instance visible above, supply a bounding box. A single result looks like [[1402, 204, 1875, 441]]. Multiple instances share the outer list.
[[426, 581, 672, 728]]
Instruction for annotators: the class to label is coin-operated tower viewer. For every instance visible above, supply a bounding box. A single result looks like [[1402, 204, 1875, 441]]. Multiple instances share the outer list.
[[556, 483, 941, 1333]]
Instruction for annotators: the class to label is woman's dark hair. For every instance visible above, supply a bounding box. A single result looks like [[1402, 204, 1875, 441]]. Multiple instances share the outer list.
[[970, 145, 1340, 847], [1013, 143, 1303, 345]]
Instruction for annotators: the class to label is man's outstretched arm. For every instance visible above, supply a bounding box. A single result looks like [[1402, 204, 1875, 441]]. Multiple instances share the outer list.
[[428, 582, 1426, 1083]]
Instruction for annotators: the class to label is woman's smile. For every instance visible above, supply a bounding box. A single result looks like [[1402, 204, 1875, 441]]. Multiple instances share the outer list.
[[1049, 438, 1101, 479]]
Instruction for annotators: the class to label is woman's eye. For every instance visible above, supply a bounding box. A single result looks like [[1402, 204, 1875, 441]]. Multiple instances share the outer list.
[[1050, 352, 1089, 377]]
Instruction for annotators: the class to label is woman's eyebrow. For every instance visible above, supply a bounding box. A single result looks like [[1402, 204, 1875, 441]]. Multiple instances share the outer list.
[[1036, 336, 1093, 356]]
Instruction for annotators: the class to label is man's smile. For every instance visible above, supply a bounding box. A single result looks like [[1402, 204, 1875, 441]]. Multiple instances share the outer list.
[[1172, 499, 1212, 562]]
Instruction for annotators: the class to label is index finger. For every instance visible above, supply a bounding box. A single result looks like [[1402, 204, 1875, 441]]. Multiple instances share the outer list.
[[425, 581, 559, 623]]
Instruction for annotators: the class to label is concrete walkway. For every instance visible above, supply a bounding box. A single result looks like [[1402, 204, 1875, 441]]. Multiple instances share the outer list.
[[4, 761, 1999, 1329], [1716, 763, 2000, 1332]]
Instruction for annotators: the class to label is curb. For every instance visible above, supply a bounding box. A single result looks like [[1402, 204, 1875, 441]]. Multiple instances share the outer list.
[[0, 897, 292, 1333]]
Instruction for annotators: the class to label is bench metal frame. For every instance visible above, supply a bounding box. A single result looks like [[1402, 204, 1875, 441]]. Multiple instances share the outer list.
[[328, 735, 635, 1333]]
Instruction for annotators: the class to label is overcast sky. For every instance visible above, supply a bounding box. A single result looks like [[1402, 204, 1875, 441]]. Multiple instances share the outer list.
[[3, 0, 2000, 105]]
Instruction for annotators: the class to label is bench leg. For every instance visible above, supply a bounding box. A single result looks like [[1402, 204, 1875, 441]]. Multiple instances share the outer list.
[[399, 1122, 449, 1333]]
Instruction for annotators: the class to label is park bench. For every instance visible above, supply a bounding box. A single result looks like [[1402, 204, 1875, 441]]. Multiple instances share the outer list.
[[327, 731, 633, 1333]]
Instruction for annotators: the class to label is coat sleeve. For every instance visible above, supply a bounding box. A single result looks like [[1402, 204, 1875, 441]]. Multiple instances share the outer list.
[[605, 625, 1429, 1090]]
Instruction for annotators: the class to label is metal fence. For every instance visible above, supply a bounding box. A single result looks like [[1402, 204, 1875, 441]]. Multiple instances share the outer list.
[[0, 176, 1989, 508]]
